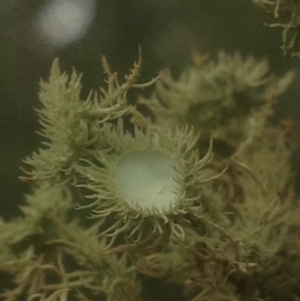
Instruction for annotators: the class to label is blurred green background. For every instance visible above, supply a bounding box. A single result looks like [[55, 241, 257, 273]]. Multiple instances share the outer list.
[[1, 0, 299, 221]]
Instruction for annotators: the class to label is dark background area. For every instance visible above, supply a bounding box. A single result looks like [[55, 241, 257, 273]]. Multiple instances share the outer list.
[[1, 0, 300, 220]]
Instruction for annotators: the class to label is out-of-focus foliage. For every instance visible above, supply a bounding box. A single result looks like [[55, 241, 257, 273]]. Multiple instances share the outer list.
[[252, 0, 300, 56]]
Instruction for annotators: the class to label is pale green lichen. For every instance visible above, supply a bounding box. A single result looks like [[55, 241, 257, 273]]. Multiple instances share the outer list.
[[20, 50, 158, 185], [252, 0, 300, 56], [139, 51, 295, 156], [0, 185, 141, 301], [1, 48, 300, 301], [76, 121, 218, 243]]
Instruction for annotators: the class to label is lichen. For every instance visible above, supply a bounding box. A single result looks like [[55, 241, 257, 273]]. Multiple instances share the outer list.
[[252, 0, 300, 56], [1, 47, 300, 301]]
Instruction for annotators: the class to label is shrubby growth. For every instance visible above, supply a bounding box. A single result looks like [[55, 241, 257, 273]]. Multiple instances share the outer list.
[[1, 40, 300, 301]]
